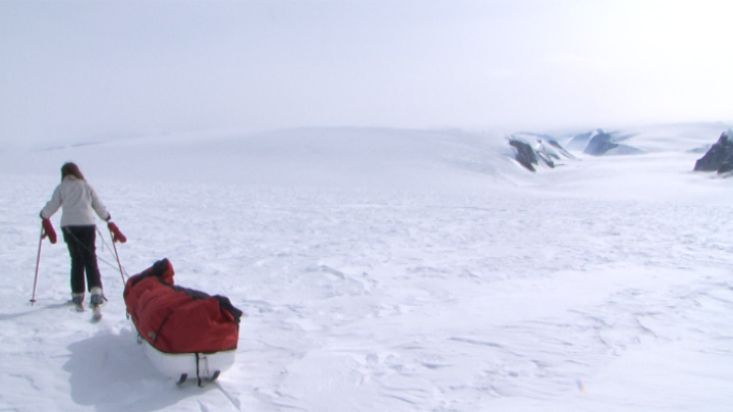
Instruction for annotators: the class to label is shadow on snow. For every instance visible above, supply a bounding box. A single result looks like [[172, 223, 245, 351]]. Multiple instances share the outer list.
[[63, 327, 217, 412]]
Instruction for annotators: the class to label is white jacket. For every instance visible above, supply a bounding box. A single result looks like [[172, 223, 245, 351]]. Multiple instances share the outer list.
[[41, 176, 110, 227]]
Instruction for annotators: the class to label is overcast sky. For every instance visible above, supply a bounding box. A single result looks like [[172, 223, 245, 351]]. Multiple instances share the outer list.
[[1, 0, 731, 146]]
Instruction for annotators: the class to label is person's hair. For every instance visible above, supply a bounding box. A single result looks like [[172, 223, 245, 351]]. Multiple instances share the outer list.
[[61, 162, 85, 181]]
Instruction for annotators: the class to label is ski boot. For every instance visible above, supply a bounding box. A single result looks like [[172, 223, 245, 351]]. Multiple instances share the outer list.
[[90, 287, 105, 321], [71, 293, 84, 312]]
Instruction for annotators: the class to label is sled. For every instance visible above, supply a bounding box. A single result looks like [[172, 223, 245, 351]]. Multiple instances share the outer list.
[[124, 258, 243, 386]]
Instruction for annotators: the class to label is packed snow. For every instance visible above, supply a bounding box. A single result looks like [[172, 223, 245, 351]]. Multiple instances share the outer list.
[[1, 124, 732, 411]]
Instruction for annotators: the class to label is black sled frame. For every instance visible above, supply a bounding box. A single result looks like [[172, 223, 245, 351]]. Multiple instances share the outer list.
[[176, 353, 221, 387]]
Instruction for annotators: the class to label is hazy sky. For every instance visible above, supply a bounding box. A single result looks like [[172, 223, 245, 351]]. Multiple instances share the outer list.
[[1, 0, 731, 146]]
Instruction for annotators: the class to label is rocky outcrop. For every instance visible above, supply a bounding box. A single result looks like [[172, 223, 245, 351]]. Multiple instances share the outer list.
[[509, 139, 540, 171], [546, 139, 574, 159], [694, 131, 733, 174], [508, 134, 573, 172], [568, 129, 641, 156], [584, 130, 618, 155], [566, 130, 595, 151]]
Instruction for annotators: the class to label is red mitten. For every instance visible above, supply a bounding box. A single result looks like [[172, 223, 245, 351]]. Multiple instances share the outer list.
[[41, 218, 57, 244], [108, 222, 127, 243]]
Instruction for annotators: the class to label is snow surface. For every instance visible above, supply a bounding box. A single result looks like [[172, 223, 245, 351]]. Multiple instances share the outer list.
[[1, 125, 733, 411]]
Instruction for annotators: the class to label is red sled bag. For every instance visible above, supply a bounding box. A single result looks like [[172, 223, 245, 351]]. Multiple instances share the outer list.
[[123, 258, 243, 354]]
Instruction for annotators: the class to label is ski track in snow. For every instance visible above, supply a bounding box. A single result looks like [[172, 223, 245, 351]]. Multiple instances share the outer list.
[[1, 127, 733, 411]]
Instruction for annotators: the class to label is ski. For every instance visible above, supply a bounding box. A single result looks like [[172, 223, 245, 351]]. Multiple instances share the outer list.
[[176, 370, 221, 387]]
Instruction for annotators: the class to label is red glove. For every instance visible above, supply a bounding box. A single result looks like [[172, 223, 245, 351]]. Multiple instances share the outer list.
[[41, 218, 57, 244], [108, 222, 127, 243]]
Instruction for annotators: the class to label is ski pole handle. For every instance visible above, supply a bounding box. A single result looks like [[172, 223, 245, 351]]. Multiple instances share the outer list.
[[41, 218, 57, 244]]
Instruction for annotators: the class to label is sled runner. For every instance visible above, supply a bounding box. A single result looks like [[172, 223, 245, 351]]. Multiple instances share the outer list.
[[123, 258, 242, 386], [140, 339, 235, 386]]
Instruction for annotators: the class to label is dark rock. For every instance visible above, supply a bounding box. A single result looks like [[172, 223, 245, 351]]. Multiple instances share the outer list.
[[584, 130, 618, 155], [573, 129, 643, 156], [536, 150, 555, 168], [694, 131, 733, 173], [509, 139, 538, 172], [546, 139, 575, 159], [508, 135, 574, 172]]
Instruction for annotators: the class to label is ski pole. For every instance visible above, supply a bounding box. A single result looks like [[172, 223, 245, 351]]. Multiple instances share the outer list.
[[30, 225, 44, 305], [108, 228, 126, 284]]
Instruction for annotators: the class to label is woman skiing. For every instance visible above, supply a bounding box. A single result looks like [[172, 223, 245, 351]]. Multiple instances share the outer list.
[[40, 162, 114, 310]]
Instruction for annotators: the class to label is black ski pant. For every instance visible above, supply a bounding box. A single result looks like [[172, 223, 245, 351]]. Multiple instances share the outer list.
[[62, 225, 103, 295]]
